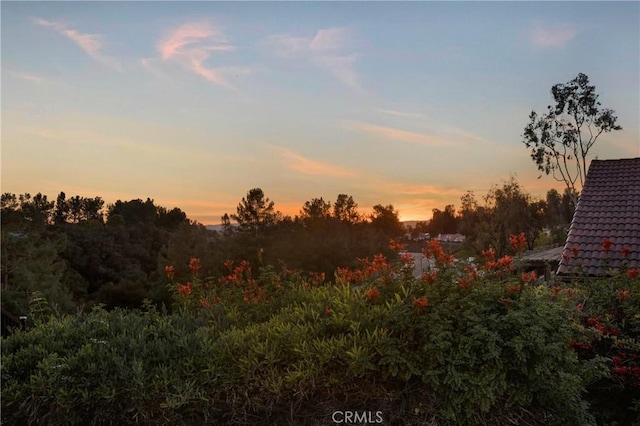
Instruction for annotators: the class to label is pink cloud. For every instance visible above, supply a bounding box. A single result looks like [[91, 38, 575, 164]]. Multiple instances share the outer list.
[[157, 22, 235, 86], [33, 18, 120, 70], [274, 146, 356, 178], [351, 122, 457, 147]]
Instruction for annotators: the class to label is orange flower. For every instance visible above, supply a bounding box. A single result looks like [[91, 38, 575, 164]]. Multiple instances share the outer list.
[[413, 296, 429, 310], [421, 270, 438, 285], [602, 237, 612, 251], [521, 270, 536, 284], [178, 282, 192, 296], [424, 240, 454, 265], [509, 232, 527, 254], [563, 288, 578, 298], [627, 269, 639, 279], [549, 286, 562, 295], [506, 284, 522, 294], [189, 258, 202, 274], [616, 289, 630, 303], [458, 275, 473, 289], [223, 259, 234, 271], [389, 239, 406, 252], [165, 265, 175, 279], [366, 286, 380, 301], [325, 306, 332, 316], [481, 248, 496, 262], [497, 255, 514, 272], [200, 299, 211, 308], [400, 253, 415, 264]]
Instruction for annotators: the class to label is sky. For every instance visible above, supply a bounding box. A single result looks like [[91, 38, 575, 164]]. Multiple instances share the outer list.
[[2, 1, 639, 224]]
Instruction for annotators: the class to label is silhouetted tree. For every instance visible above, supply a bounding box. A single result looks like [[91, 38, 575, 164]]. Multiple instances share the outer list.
[[231, 188, 279, 237], [370, 204, 404, 238], [333, 194, 361, 223], [428, 204, 459, 236], [523, 73, 622, 203], [300, 197, 332, 224]]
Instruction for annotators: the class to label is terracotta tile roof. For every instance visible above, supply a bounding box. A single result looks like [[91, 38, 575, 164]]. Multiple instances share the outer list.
[[557, 158, 640, 276]]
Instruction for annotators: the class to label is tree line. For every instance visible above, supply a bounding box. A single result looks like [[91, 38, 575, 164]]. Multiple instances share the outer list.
[[0, 190, 405, 316], [1, 180, 576, 317]]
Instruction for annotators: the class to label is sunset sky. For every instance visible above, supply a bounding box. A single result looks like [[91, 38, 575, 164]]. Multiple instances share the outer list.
[[2, 2, 639, 224]]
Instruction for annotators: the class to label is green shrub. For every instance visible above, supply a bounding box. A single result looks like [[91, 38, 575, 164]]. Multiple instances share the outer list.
[[4, 243, 630, 425]]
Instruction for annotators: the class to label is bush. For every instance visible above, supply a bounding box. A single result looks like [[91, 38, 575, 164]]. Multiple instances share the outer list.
[[4, 240, 636, 425]]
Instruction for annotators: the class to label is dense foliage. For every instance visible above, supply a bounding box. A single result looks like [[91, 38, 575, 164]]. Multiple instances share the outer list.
[[3, 239, 639, 425], [1, 181, 575, 316]]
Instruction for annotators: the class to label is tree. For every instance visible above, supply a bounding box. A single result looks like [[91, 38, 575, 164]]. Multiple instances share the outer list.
[[108, 198, 157, 225], [458, 179, 546, 256], [522, 73, 621, 204], [427, 204, 459, 236], [54, 192, 70, 224], [300, 197, 331, 223], [333, 194, 361, 223], [370, 204, 404, 238], [231, 188, 279, 237]]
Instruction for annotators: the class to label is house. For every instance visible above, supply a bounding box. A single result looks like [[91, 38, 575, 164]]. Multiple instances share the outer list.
[[557, 158, 640, 277], [436, 233, 465, 243]]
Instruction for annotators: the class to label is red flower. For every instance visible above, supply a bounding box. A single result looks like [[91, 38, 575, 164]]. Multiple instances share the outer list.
[[521, 271, 536, 284], [616, 289, 630, 303], [563, 288, 578, 298], [178, 282, 192, 296], [497, 255, 514, 272], [509, 232, 527, 254], [628, 269, 639, 279], [587, 316, 601, 326], [389, 239, 406, 252], [189, 258, 202, 274], [481, 248, 496, 262], [621, 247, 631, 258], [602, 237, 612, 251], [421, 270, 438, 285], [325, 306, 332, 316], [165, 265, 175, 279], [506, 284, 522, 294], [571, 246, 580, 257], [424, 240, 454, 265], [458, 275, 474, 289], [413, 296, 429, 310], [200, 299, 211, 308], [549, 286, 562, 295], [366, 286, 380, 301]]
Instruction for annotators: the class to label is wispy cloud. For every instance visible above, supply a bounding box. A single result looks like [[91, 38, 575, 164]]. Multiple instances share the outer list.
[[529, 21, 578, 49], [273, 146, 356, 178], [374, 108, 425, 119], [7, 71, 46, 83], [157, 22, 238, 86], [350, 121, 458, 147], [267, 27, 361, 91], [33, 18, 121, 70]]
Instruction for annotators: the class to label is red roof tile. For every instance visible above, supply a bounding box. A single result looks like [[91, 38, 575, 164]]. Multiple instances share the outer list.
[[557, 158, 640, 276]]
